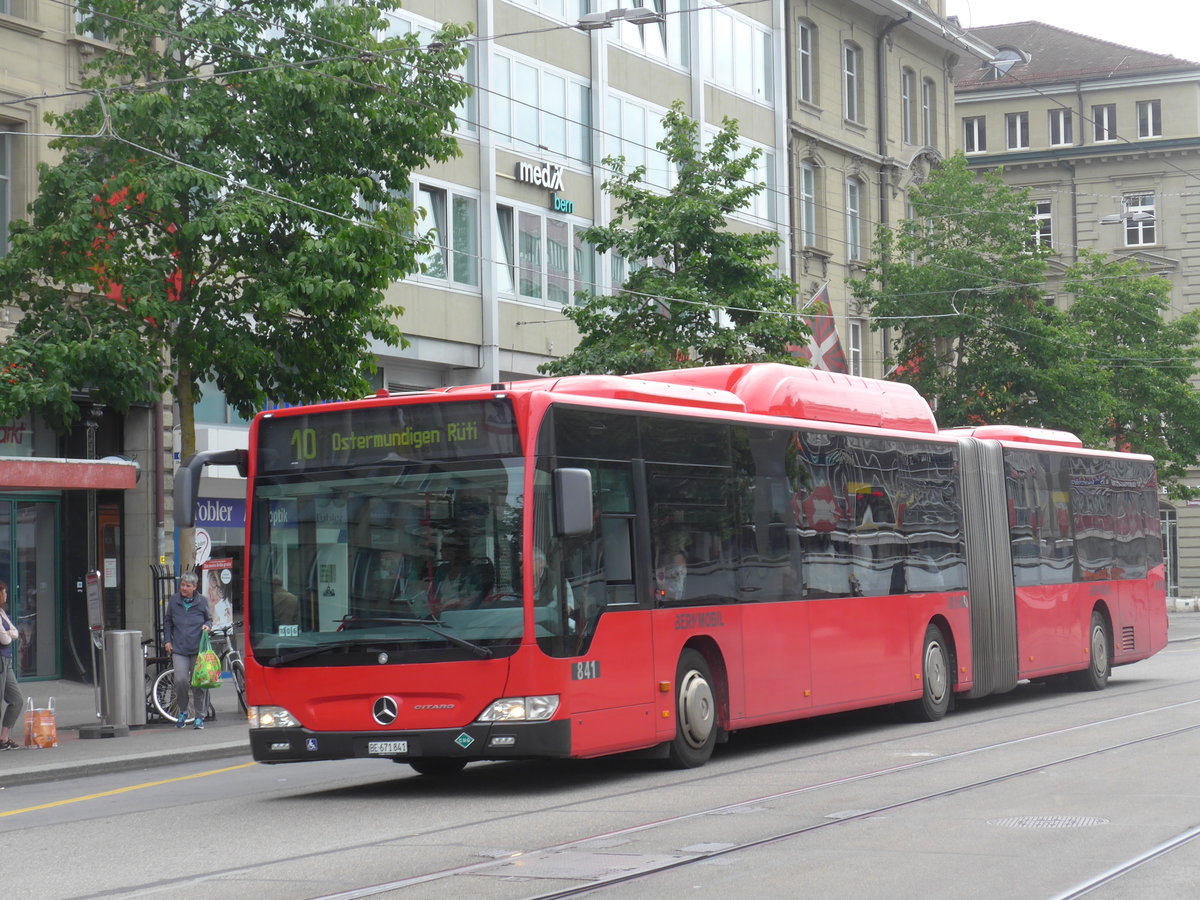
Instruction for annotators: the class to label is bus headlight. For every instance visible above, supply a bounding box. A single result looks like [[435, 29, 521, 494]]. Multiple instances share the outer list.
[[477, 695, 560, 722], [248, 706, 303, 729]]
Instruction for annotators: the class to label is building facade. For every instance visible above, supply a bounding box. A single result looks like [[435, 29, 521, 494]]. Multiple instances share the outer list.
[[953, 21, 1200, 598], [786, 0, 992, 377], [1, 0, 984, 678]]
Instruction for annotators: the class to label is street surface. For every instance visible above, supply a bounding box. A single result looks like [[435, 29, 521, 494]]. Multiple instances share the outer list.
[[2, 636, 1198, 900]]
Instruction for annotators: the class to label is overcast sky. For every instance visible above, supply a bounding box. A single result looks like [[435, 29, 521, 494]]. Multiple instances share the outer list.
[[946, 1, 1200, 63]]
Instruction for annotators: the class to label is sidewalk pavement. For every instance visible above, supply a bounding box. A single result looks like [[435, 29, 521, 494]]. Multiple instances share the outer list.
[[3, 612, 1200, 789], [2, 669, 251, 788]]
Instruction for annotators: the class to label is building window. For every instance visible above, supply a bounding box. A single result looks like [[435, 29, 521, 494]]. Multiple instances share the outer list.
[[0, 130, 10, 259], [493, 52, 591, 166], [495, 204, 595, 304], [843, 43, 863, 124], [848, 319, 863, 376], [509, 0, 567, 21], [705, 127, 775, 225], [1123, 192, 1156, 247], [704, 4, 773, 103], [922, 78, 936, 146], [740, 142, 776, 225], [76, 3, 109, 41], [1137, 99, 1162, 138], [963, 116, 986, 153], [607, 94, 671, 189], [195, 382, 254, 425], [1005, 112, 1029, 150], [901, 68, 915, 143], [1048, 108, 1072, 146], [615, 0, 688, 68], [382, 10, 476, 134], [1030, 200, 1052, 249], [798, 161, 816, 247], [797, 20, 816, 104], [414, 185, 480, 287], [1093, 104, 1117, 142], [845, 177, 863, 260]]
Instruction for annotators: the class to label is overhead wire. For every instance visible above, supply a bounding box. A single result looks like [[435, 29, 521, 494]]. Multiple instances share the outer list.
[[3, 1, 1193, 344]]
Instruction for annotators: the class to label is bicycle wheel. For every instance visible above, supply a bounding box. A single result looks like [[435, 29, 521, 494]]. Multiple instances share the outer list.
[[153, 667, 192, 724], [229, 656, 248, 714]]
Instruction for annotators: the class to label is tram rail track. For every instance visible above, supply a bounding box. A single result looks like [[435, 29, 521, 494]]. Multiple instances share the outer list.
[[305, 693, 1200, 900]]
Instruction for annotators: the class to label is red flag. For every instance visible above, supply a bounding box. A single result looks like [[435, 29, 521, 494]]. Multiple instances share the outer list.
[[793, 283, 848, 373]]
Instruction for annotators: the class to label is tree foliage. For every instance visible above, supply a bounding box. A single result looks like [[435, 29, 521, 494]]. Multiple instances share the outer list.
[[540, 101, 806, 376], [851, 153, 1200, 495], [1062, 251, 1200, 489], [0, 0, 471, 459]]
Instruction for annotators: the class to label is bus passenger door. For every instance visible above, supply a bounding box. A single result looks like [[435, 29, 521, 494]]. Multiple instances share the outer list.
[[563, 511, 657, 757]]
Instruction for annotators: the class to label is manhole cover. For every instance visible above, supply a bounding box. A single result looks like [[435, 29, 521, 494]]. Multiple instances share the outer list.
[[989, 815, 1109, 829]]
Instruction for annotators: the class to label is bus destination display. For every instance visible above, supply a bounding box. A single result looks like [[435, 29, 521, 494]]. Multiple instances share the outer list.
[[257, 399, 519, 473]]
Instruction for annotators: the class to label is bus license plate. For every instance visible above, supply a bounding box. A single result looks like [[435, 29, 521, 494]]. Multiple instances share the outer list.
[[368, 740, 408, 755]]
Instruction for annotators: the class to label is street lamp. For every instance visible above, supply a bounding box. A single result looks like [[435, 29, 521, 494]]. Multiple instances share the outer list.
[[1099, 211, 1154, 225], [576, 6, 665, 30]]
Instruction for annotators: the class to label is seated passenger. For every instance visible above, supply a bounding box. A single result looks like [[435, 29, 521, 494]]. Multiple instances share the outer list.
[[533, 548, 577, 627]]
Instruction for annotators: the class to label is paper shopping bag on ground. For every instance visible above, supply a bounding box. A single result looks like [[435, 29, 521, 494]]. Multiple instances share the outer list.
[[23, 696, 57, 749]]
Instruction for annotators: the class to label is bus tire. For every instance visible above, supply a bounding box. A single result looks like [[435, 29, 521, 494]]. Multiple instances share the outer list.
[[903, 624, 952, 722], [407, 758, 468, 777], [1069, 611, 1111, 692], [667, 649, 718, 769]]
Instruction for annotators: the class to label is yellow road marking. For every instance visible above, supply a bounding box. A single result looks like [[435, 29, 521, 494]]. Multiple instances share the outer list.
[[1, 761, 257, 818]]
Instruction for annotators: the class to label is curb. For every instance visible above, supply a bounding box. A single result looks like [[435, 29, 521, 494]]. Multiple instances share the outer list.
[[2, 741, 252, 788]]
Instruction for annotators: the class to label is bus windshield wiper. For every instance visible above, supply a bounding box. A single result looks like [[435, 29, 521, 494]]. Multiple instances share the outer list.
[[350, 619, 494, 657], [265, 618, 494, 665], [339, 616, 494, 659], [264, 640, 374, 667]]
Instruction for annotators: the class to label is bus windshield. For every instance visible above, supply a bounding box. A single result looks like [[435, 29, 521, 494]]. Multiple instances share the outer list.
[[247, 458, 526, 665]]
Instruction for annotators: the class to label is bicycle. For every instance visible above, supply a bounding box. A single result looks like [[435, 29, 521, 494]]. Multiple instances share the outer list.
[[147, 622, 247, 724]]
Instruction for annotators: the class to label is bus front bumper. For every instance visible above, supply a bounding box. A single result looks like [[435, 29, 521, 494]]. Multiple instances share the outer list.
[[249, 719, 572, 764]]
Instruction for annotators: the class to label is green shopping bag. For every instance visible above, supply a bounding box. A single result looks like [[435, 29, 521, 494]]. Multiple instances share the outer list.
[[191, 631, 222, 689]]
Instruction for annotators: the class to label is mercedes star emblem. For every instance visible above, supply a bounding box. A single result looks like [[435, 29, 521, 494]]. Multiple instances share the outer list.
[[372, 696, 399, 725]]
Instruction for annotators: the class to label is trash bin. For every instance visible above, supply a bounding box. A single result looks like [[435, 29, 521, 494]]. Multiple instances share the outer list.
[[102, 630, 146, 727]]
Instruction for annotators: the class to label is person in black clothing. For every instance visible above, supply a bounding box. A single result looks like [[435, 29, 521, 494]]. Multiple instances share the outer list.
[[163, 572, 212, 729]]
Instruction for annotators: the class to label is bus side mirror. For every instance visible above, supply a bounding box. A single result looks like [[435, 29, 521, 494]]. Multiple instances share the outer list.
[[173, 449, 248, 527], [554, 468, 593, 536]]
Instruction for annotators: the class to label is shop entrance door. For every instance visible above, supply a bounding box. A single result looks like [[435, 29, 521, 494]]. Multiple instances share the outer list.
[[0, 499, 61, 679]]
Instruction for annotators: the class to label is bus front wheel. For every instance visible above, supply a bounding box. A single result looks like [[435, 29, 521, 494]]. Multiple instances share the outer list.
[[1069, 611, 1111, 692], [667, 649, 718, 768], [903, 624, 951, 722]]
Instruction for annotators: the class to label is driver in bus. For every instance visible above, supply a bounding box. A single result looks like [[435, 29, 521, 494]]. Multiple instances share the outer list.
[[430, 535, 493, 612]]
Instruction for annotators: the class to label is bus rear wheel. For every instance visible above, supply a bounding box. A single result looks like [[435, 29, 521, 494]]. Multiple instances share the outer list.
[[1069, 611, 1111, 692], [667, 649, 718, 768], [903, 624, 951, 722], [407, 758, 468, 777]]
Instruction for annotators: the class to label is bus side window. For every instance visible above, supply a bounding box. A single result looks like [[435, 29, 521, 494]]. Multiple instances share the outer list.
[[601, 517, 635, 606]]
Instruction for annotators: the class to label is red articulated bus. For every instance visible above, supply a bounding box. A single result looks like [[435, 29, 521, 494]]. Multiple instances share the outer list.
[[176, 363, 1167, 774]]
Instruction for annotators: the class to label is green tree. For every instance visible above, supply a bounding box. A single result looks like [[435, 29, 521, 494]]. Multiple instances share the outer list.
[[540, 101, 806, 376], [1061, 251, 1200, 492], [0, 0, 471, 463], [850, 154, 1073, 426], [851, 153, 1200, 495]]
